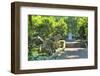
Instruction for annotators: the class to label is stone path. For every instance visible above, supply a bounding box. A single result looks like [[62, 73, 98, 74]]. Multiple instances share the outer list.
[[55, 48, 88, 59], [54, 40, 88, 59], [65, 40, 84, 48]]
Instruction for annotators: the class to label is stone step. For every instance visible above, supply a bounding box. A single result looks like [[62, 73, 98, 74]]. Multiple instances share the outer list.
[[64, 48, 88, 59], [65, 41, 83, 48], [64, 48, 86, 51], [66, 55, 79, 59], [50, 48, 87, 59]]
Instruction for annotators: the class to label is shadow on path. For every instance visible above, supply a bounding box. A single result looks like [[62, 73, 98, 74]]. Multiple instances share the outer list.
[[55, 48, 88, 59]]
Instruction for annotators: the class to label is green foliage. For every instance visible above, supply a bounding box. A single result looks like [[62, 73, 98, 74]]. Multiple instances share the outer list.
[[77, 17, 88, 46]]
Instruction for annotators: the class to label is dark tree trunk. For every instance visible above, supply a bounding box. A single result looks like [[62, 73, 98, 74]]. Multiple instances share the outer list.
[[29, 15, 32, 27]]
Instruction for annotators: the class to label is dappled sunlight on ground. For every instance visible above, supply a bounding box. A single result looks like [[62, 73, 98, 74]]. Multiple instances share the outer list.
[[55, 48, 88, 59]]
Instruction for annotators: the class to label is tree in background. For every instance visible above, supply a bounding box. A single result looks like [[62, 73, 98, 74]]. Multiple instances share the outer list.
[[77, 17, 88, 40]]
